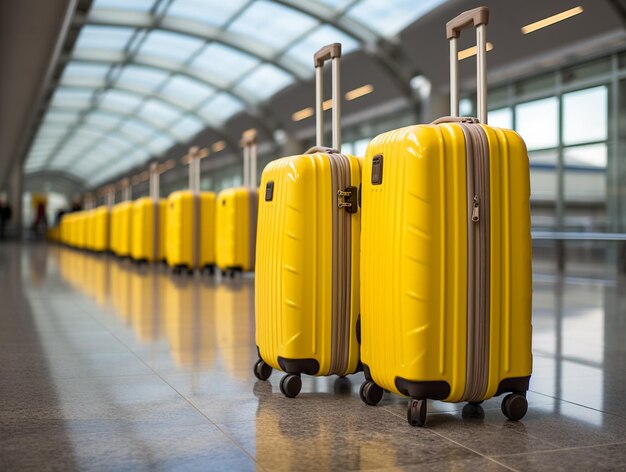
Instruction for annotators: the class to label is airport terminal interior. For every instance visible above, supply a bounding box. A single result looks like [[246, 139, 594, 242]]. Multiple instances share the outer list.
[[2, 0, 626, 470]]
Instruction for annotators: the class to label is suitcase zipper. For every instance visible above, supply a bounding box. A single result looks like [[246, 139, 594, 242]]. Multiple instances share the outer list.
[[327, 152, 353, 376], [462, 124, 490, 402]]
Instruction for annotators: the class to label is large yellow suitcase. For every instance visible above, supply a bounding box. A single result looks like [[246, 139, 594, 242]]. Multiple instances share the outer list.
[[110, 201, 133, 257], [131, 198, 167, 263], [359, 7, 532, 427], [254, 44, 362, 398]]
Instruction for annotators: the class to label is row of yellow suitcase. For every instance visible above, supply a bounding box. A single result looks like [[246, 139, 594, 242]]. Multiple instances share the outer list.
[[254, 7, 532, 428], [55, 177, 257, 274]]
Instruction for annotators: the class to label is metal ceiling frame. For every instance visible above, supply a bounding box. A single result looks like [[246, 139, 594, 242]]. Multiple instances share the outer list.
[[26, 0, 425, 189]]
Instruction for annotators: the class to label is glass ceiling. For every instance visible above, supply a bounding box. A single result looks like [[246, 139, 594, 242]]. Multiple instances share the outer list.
[[25, 0, 447, 188]]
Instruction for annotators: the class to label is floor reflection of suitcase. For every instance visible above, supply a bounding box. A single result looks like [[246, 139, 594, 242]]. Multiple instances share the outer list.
[[254, 44, 362, 398], [215, 131, 258, 276], [359, 7, 532, 426]]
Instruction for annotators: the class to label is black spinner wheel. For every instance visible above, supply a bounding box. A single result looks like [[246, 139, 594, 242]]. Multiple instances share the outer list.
[[501, 393, 528, 421], [253, 359, 272, 381], [407, 398, 427, 427], [279, 374, 302, 398], [359, 380, 383, 406]]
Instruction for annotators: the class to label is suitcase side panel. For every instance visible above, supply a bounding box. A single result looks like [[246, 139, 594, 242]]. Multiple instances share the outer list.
[[158, 200, 168, 261], [256, 155, 333, 374], [483, 126, 533, 398], [361, 124, 468, 399]]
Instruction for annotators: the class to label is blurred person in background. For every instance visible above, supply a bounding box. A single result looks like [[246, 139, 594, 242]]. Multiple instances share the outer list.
[[0, 196, 11, 240]]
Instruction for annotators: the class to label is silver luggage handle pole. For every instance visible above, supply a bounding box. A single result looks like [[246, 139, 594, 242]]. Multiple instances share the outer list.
[[149, 162, 160, 202], [121, 178, 131, 201], [447, 6, 489, 124], [241, 129, 258, 189], [314, 43, 342, 150], [186, 146, 207, 195]]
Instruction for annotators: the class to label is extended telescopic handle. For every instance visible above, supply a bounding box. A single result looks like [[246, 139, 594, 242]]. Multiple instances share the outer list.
[[149, 162, 160, 202], [187, 146, 208, 195], [241, 129, 257, 189], [314, 43, 341, 150], [447, 6, 489, 124]]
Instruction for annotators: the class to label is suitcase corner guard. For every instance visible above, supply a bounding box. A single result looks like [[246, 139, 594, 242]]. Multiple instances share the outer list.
[[278, 356, 320, 376]]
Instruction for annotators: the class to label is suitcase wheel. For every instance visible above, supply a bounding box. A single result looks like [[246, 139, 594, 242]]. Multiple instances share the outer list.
[[279, 374, 302, 398], [501, 393, 528, 421], [253, 359, 272, 381], [407, 399, 427, 427], [359, 380, 383, 406], [462, 402, 485, 420]]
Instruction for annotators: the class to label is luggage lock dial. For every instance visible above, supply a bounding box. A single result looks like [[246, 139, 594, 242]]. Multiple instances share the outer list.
[[338, 186, 358, 214]]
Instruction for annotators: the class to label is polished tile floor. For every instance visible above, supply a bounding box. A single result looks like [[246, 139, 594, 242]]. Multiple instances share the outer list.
[[2, 242, 626, 471]]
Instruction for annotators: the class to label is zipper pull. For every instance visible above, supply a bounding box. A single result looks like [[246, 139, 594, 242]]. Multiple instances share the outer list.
[[472, 195, 480, 222]]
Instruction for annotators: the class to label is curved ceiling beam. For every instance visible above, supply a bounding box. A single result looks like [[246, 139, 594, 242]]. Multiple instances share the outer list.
[[273, 0, 417, 101], [75, 10, 310, 79], [24, 169, 87, 194]]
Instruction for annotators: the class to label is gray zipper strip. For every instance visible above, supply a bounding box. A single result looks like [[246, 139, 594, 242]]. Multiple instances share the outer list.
[[327, 152, 352, 376], [192, 194, 200, 268], [460, 123, 491, 402], [152, 201, 159, 261], [247, 191, 258, 270]]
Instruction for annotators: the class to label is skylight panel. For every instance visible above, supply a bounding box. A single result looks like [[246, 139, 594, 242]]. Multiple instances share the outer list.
[[61, 63, 110, 87], [197, 92, 244, 124], [98, 89, 144, 114], [234, 64, 293, 102], [116, 65, 170, 93], [50, 88, 94, 109], [189, 43, 259, 85], [120, 118, 161, 141], [91, 0, 156, 12], [228, 1, 318, 52], [166, 0, 249, 28], [83, 111, 124, 131], [137, 30, 206, 64], [169, 114, 205, 141], [74, 25, 136, 52], [347, 0, 446, 37], [136, 99, 182, 127], [142, 132, 175, 154], [159, 75, 215, 109]]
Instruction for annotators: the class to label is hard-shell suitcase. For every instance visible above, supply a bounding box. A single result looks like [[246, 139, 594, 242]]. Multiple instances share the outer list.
[[166, 147, 216, 274], [215, 131, 258, 276], [110, 180, 133, 258], [254, 43, 362, 398], [131, 164, 167, 263], [92, 206, 110, 253], [359, 7, 532, 426]]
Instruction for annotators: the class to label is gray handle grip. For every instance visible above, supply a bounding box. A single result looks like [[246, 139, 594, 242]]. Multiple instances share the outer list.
[[448, 6, 489, 124], [446, 7, 489, 39], [314, 43, 342, 150]]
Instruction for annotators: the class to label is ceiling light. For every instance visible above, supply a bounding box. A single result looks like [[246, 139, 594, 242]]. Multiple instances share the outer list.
[[323, 99, 332, 111], [458, 42, 494, 61], [211, 141, 226, 153], [521, 6, 583, 35], [292, 107, 314, 122], [345, 84, 374, 101]]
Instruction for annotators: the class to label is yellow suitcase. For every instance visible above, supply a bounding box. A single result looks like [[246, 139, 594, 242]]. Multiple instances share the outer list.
[[131, 198, 167, 263], [166, 148, 216, 274], [131, 164, 168, 263], [359, 7, 532, 427], [215, 187, 257, 275], [110, 201, 133, 257], [92, 206, 109, 253], [215, 130, 258, 276], [254, 44, 362, 398]]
